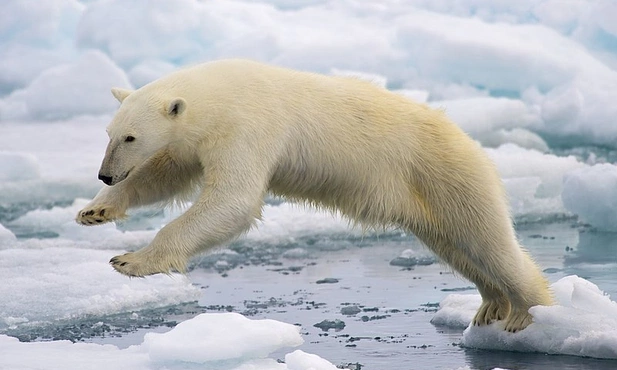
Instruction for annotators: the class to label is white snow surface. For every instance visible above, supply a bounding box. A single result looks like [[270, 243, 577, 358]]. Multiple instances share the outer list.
[[0, 0, 616, 228], [1, 0, 617, 367], [1, 0, 617, 146], [432, 275, 617, 359], [0, 246, 199, 328], [0, 313, 337, 370]]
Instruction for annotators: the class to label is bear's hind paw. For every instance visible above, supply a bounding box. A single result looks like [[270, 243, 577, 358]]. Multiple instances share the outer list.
[[472, 299, 510, 326], [503, 309, 533, 332]]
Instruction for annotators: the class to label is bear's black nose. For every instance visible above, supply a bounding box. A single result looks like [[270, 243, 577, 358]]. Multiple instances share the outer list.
[[98, 174, 113, 185]]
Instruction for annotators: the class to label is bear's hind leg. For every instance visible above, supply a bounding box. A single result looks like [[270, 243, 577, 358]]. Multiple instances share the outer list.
[[430, 241, 511, 326], [465, 239, 553, 332], [499, 248, 553, 332]]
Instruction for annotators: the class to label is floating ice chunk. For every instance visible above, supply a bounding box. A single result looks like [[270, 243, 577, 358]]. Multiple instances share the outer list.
[[486, 144, 585, 217], [127, 59, 177, 88], [562, 163, 617, 231], [540, 86, 584, 131], [433, 275, 617, 359], [390, 248, 436, 267], [0, 313, 336, 370], [0, 50, 131, 120], [285, 350, 338, 370], [430, 294, 482, 329], [432, 97, 541, 138], [480, 128, 549, 153], [0, 0, 84, 92], [144, 312, 303, 363]]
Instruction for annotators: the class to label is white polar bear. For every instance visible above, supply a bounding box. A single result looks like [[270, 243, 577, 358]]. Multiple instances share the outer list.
[[76, 59, 553, 332]]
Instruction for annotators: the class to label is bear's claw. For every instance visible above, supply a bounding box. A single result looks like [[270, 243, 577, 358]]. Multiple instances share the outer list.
[[110, 251, 188, 277], [472, 303, 533, 332], [503, 309, 533, 332], [76, 205, 123, 226], [472, 298, 510, 327], [110, 254, 146, 277]]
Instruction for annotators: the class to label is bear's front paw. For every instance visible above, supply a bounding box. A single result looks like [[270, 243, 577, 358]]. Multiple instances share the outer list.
[[76, 205, 124, 226], [110, 252, 187, 277]]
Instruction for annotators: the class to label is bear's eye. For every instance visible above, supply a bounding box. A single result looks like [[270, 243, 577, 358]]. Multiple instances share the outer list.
[[125, 136, 135, 142]]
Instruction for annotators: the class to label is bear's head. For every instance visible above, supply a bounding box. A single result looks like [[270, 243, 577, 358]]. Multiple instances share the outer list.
[[98, 87, 187, 186]]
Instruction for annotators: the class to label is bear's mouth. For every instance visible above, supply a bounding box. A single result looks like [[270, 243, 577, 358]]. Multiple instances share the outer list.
[[114, 167, 133, 185]]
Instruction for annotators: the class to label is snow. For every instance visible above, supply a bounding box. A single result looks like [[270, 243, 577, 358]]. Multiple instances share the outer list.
[[0, 313, 337, 370], [433, 275, 617, 359], [285, 350, 338, 370], [0, 151, 40, 181], [486, 144, 585, 218], [1, 0, 617, 367], [143, 313, 303, 363], [0, 0, 614, 226], [0, 247, 199, 328], [2, 0, 617, 144], [0, 50, 131, 121]]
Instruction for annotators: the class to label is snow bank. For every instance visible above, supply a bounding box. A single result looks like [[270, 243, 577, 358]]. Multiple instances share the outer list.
[[0, 50, 131, 121], [0, 313, 337, 370], [487, 144, 585, 218], [0, 0, 84, 93], [432, 97, 541, 141], [2, 0, 617, 146], [432, 275, 617, 359], [0, 0, 615, 228]]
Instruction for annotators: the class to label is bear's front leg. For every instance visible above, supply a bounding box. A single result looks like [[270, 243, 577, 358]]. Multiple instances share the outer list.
[[108, 219, 189, 276], [76, 186, 128, 225], [109, 162, 268, 276]]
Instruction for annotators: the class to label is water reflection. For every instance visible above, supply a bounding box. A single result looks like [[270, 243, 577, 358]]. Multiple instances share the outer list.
[[464, 347, 617, 370]]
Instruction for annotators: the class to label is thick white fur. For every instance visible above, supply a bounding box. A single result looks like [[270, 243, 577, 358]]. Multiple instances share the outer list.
[[76, 59, 553, 332]]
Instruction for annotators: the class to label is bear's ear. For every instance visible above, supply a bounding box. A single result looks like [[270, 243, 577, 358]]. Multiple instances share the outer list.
[[167, 98, 187, 118], [111, 87, 133, 103]]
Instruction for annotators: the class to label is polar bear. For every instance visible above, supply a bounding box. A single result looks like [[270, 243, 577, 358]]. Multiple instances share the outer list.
[[76, 59, 552, 332]]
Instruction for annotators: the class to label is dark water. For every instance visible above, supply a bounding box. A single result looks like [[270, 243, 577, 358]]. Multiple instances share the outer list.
[[8, 221, 617, 370]]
